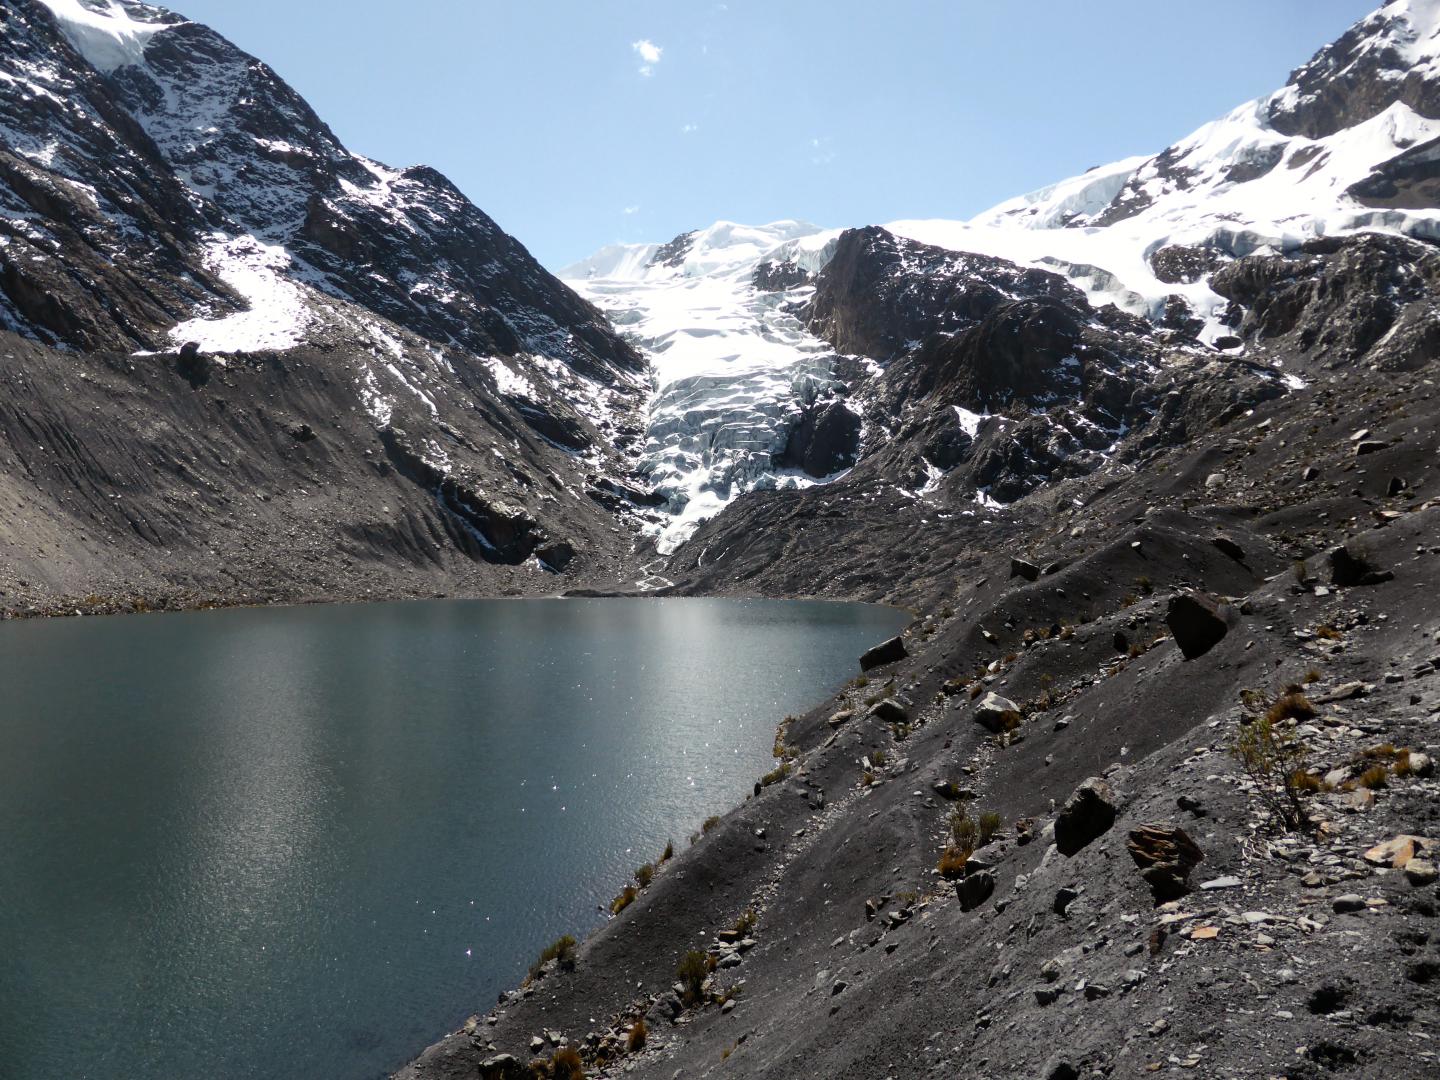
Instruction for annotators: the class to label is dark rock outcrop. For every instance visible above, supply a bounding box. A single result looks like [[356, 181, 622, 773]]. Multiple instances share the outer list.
[[1166, 593, 1230, 660], [1054, 778, 1118, 856], [860, 636, 908, 671]]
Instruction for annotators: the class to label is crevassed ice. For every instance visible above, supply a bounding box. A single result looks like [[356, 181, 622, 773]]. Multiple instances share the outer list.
[[563, 221, 850, 554]]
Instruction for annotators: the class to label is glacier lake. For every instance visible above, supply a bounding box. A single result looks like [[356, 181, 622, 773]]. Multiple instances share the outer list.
[[0, 597, 908, 1080]]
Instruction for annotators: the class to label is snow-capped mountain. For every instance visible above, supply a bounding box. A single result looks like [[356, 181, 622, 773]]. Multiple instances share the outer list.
[[564, 0, 1440, 550], [0, 0, 652, 596]]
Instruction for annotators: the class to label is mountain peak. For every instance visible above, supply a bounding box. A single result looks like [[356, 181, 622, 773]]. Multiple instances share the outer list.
[[1268, 0, 1440, 138]]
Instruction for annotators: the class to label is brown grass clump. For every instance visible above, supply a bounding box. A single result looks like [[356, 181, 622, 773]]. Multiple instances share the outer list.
[[733, 908, 757, 935], [626, 1018, 647, 1053], [1314, 624, 1343, 641], [859, 770, 875, 788], [701, 815, 721, 835], [1358, 764, 1390, 790], [969, 682, 985, 700], [661, 839, 674, 862], [937, 844, 971, 879], [1265, 692, 1317, 724], [634, 863, 655, 889], [1303, 669, 1323, 684], [549, 1046, 585, 1080], [529, 934, 577, 980], [610, 886, 638, 915], [760, 761, 791, 787], [1393, 749, 1414, 777], [1290, 770, 1323, 793], [677, 950, 712, 1006]]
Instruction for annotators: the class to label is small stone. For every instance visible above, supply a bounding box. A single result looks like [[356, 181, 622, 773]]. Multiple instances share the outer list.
[[1332, 894, 1366, 914], [1190, 925, 1220, 940], [1200, 876, 1242, 890]]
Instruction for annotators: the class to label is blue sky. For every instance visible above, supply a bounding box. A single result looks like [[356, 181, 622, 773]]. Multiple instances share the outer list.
[[169, 0, 1375, 270]]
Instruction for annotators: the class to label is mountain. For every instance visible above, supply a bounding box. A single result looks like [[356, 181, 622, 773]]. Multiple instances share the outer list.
[[406, 7, 1440, 1080], [0, 0, 656, 613], [564, 0, 1440, 582]]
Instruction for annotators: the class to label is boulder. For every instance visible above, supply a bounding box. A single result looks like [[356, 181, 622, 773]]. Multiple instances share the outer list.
[[973, 692, 1022, 734], [1211, 535, 1246, 562], [1166, 592, 1230, 660], [955, 870, 995, 912], [869, 698, 908, 724], [1126, 825, 1205, 902], [826, 709, 854, 729], [859, 636, 907, 671], [479, 1054, 526, 1080], [1054, 777, 1118, 857], [1010, 557, 1041, 582], [1327, 544, 1394, 587], [534, 540, 576, 571]]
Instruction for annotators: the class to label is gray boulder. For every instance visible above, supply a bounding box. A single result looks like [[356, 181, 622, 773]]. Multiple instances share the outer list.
[[974, 692, 1022, 734]]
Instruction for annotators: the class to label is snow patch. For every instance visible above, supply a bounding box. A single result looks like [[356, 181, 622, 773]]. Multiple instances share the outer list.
[[36, 0, 168, 74], [169, 235, 313, 353]]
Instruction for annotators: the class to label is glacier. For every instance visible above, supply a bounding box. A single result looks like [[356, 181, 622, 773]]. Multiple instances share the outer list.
[[563, 0, 1440, 551]]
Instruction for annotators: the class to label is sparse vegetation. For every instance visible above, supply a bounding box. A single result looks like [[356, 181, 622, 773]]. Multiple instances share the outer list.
[[529, 934, 577, 979], [1232, 714, 1313, 832], [1315, 624, 1343, 641], [978, 811, 1003, 846], [677, 949, 712, 1006], [549, 1046, 585, 1080], [1266, 691, 1317, 724], [610, 886, 638, 915], [1358, 764, 1390, 789], [937, 844, 970, 879], [661, 839, 674, 862], [634, 863, 654, 888], [701, 815, 721, 835], [627, 1018, 647, 1053], [760, 760, 791, 787]]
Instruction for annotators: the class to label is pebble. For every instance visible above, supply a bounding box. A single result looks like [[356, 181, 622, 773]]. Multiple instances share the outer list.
[[1332, 894, 1367, 913]]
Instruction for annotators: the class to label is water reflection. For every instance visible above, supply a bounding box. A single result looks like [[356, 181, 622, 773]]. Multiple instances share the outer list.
[[0, 598, 907, 1080]]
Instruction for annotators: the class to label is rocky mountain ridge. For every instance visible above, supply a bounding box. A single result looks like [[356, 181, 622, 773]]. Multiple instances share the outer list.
[[0, 0, 660, 613]]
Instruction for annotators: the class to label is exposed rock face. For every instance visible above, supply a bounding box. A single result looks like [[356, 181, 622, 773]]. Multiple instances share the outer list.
[[1211, 234, 1440, 371], [780, 399, 861, 478], [1267, 1, 1440, 139]]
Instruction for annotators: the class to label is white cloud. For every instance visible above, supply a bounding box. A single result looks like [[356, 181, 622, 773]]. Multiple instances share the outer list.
[[632, 39, 662, 76], [623, 205, 641, 216], [681, 122, 700, 134]]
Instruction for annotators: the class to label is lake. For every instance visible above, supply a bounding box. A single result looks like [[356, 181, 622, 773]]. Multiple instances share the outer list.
[[0, 597, 907, 1080]]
